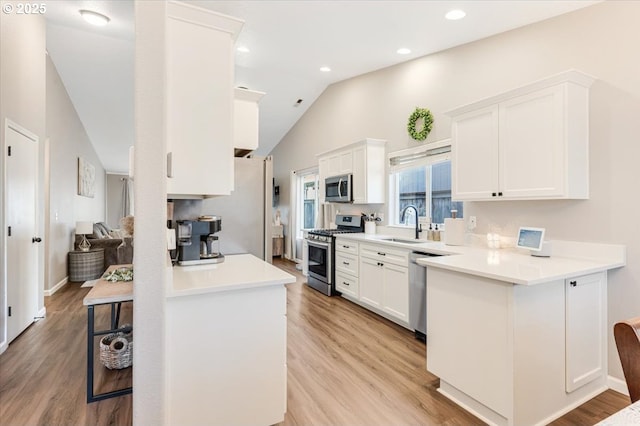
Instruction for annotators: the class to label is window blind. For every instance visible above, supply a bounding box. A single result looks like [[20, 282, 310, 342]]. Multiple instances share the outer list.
[[388, 144, 451, 172]]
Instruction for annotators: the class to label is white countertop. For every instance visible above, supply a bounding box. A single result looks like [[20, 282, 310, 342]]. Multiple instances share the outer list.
[[336, 233, 626, 285], [168, 254, 295, 298]]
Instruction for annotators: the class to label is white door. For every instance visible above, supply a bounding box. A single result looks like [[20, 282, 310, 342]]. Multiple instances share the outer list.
[[6, 121, 40, 343], [359, 256, 383, 308], [382, 263, 409, 324]]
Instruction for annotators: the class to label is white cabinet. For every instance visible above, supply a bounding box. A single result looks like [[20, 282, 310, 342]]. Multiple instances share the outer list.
[[335, 239, 358, 298], [327, 150, 353, 176], [352, 141, 386, 204], [234, 88, 265, 152], [426, 267, 609, 426], [359, 243, 409, 326], [317, 138, 386, 204], [449, 70, 594, 201], [166, 285, 287, 425], [166, 2, 243, 198], [565, 272, 606, 392]]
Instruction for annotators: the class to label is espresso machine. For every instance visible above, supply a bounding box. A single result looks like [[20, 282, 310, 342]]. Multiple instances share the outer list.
[[175, 217, 224, 265]]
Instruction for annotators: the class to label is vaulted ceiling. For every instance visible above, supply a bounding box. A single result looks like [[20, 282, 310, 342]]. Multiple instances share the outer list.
[[44, 1, 599, 173]]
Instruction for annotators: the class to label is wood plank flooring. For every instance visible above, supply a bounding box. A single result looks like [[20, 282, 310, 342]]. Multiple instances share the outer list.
[[0, 258, 631, 425]]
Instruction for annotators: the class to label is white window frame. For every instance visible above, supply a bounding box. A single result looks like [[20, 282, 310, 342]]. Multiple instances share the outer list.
[[387, 139, 451, 228]]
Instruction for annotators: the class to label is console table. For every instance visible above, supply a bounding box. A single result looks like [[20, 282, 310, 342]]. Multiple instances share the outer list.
[[69, 248, 105, 281], [83, 264, 133, 403]]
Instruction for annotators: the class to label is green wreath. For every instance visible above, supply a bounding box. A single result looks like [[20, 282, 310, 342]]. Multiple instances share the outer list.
[[407, 107, 433, 141]]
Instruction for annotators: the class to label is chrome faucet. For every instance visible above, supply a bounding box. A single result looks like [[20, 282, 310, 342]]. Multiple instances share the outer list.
[[401, 205, 422, 240]]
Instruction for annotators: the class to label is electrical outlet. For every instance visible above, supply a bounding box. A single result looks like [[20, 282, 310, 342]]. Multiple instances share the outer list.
[[468, 216, 477, 230]]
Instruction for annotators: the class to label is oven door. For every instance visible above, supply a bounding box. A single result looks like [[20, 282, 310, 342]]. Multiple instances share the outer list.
[[307, 239, 331, 285]]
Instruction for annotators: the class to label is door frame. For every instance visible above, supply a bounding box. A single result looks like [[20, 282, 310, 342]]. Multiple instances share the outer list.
[[2, 118, 44, 352]]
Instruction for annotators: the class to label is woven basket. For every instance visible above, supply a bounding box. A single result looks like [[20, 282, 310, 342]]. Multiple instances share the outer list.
[[99, 325, 133, 370]]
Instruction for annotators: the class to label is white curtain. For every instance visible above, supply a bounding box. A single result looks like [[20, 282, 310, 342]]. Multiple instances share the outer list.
[[121, 177, 134, 217], [288, 171, 297, 261]]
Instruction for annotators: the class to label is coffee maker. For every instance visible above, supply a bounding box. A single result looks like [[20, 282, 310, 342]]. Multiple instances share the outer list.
[[175, 217, 224, 265]]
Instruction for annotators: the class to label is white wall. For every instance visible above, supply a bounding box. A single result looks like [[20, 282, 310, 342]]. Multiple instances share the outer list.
[[0, 5, 46, 349], [46, 56, 106, 291], [270, 0, 640, 382]]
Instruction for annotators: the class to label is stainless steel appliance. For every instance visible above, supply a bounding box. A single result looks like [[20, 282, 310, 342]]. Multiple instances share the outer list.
[[409, 251, 440, 341], [176, 217, 224, 265], [306, 214, 364, 295], [200, 157, 273, 260], [325, 174, 352, 203]]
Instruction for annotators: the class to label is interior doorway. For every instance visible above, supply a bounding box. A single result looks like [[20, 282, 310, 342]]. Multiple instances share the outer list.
[[289, 167, 319, 268]]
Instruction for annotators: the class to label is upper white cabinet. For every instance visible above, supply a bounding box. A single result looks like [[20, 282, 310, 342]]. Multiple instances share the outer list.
[[448, 70, 595, 201], [317, 138, 386, 204], [234, 88, 265, 152], [166, 2, 243, 198]]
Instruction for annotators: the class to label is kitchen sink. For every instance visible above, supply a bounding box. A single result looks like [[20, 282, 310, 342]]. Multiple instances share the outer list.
[[379, 238, 424, 244]]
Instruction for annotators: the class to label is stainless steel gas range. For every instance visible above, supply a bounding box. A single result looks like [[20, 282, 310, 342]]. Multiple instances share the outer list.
[[305, 214, 364, 296]]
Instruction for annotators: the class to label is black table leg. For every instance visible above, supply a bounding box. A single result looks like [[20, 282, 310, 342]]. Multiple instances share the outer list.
[[87, 305, 95, 403], [86, 303, 133, 403]]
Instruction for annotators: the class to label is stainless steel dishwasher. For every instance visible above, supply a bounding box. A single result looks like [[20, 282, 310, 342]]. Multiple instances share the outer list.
[[409, 251, 440, 341]]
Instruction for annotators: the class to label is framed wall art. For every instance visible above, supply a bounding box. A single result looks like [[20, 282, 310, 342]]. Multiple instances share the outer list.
[[78, 157, 95, 198]]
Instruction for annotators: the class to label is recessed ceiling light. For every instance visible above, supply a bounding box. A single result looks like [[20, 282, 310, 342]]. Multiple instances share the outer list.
[[79, 10, 110, 26], [237, 46, 250, 53], [320, 66, 331, 72], [397, 48, 411, 55], [445, 9, 466, 20]]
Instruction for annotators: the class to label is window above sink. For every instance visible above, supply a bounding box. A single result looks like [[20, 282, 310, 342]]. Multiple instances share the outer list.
[[387, 140, 463, 228]]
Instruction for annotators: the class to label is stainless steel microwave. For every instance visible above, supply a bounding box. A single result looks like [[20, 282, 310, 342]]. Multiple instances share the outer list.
[[325, 174, 352, 203]]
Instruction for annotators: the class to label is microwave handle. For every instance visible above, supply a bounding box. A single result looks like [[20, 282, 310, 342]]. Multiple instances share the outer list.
[[338, 178, 343, 198]]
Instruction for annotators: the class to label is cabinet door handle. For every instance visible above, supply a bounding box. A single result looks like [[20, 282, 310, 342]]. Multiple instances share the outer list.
[[343, 281, 350, 286], [32, 237, 42, 243], [498, 192, 503, 196], [167, 152, 173, 178], [377, 262, 384, 267], [343, 261, 350, 265], [570, 280, 577, 287], [492, 192, 497, 197], [343, 245, 350, 249], [377, 252, 386, 256]]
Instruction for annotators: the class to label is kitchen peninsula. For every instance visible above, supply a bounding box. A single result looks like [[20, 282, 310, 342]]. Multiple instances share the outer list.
[[417, 242, 626, 426], [165, 254, 295, 426], [331, 232, 626, 425]]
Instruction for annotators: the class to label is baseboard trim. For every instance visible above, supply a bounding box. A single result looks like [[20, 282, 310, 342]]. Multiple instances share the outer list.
[[36, 307, 46, 318], [608, 375, 630, 396], [44, 276, 68, 297], [0, 340, 7, 355]]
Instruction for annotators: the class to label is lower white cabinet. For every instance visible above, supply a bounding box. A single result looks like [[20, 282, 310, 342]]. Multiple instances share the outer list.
[[426, 267, 608, 426], [335, 271, 358, 299], [565, 272, 606, 392], [166, 285, 287, 425], [358, 243, 410, 327], [359, 256, 384, 308], [335, 240, 359, 298]]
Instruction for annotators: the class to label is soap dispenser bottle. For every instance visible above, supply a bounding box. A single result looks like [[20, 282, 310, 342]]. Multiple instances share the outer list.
[[433, 224, 441, 241]]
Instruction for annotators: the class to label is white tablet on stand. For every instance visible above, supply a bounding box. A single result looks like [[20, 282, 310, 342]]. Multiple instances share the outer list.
[[517, 227, 551, 257]]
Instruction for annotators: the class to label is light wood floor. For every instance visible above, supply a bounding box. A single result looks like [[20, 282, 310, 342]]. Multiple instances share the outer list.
[[0, 258, 630, 425]]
